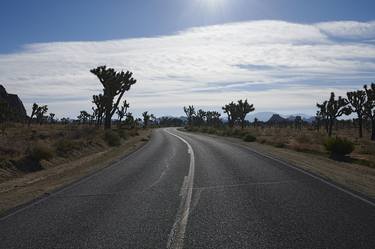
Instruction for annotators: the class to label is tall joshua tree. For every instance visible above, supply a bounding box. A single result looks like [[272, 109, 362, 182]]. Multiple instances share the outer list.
[[347, 90, 366, 138], [364, 83, 375, 140], [326, 92, 351, 137], [90, 66, 136, 129], [236, 99, 255, 129], [222, 101, 237, 128], [183, 105, 195, 127]]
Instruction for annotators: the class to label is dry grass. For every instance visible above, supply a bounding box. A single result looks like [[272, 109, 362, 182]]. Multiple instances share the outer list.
[[0, 123, 145, 182], [187, 126, 375, 168]]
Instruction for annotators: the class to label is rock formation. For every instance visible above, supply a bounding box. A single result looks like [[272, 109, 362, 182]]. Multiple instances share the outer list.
[[0, 84, 27, 121]]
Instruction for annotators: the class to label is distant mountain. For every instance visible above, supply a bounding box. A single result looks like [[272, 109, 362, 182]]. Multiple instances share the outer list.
[[283, 114, 314, 123], [246, 112, 277, 122], [267, 114, 288, 123]]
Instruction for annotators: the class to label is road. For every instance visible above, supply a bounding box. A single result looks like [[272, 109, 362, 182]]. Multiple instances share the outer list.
[[0, 128, 374, 249]]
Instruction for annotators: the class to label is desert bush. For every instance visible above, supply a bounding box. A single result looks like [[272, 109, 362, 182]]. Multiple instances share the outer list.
[[104, 130, 121, 147], [129, 129, 140, 137], [207, 127, 217, 134], [231, 129, 246, 138], [28, 143, 54, 162], [243, 133, 256, 142], [295, 133, 311, 144], [324, 137, 354, 157], [116, 129, 128, 140], [55, 139, 81, 156]]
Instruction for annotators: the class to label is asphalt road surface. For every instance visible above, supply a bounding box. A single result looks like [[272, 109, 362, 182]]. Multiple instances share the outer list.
[[1, 128, 374, 249]]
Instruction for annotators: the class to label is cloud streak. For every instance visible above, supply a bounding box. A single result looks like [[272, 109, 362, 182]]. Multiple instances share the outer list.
[[0, 20, 375, 117]]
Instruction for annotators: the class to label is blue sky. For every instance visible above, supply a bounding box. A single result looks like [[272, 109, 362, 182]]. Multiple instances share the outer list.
[[1, 0, 375, 117], [2, 0, 375, 53]]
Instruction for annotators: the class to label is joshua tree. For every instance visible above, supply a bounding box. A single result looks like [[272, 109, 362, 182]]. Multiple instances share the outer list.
[[90, 66, 136, 129], [316, 101, 329, 133], [183, 105, 196, 126], [116, 100, 129, 123], [222, 102, 238, 128], [326, 92, 351, 137], [28, 103, 39, 127], [206, 111, 221, 127], [49, 113, 55, 124], [36, 105, 48, 125], [92, 94, 105, 126], [125, 112, 135, 128], [253, 117, 259, 128], [236, 99, 255, 129], [364, 83, 375, 140], [77, 110, 90, 124], [347, 90, 366, 138], [142, 111, 151, 128], [294, 116, 303, 130], [196, 109, 206, 126]]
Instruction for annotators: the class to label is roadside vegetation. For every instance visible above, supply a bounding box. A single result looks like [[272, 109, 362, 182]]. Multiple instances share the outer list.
[[0, 66, 158, 183], [183, 83, 375, 168]]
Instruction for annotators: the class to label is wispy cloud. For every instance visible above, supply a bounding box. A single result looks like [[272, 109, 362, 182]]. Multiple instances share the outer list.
[[1, 20, 375, 117]]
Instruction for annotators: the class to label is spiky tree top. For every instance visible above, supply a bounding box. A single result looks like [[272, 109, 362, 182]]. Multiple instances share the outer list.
[[236, 99, 255, 120], [316, 101, 328, 120], [364, 83, 375, 120], [91, 66, 136, 128], [326, 92, 351, 119], [222, 101, 237, 123], [347, 90, 366, 117], [183, 105, 196, 125]]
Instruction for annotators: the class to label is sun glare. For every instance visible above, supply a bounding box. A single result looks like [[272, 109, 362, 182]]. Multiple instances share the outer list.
[[195, 0, 228, 12]]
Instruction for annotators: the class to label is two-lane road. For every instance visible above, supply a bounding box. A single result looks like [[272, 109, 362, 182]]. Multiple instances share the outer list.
[[1, 128, 374, 248]]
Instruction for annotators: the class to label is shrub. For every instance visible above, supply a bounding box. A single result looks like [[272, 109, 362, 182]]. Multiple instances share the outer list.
[[28, 144, 53, 162], [104, 130, 121, 147], [324, 137, 354, 157], [116, 129, 128, 140], [243, 133, 256, 142], [55, 139, 80, 156], [207, 127, 217, 134]]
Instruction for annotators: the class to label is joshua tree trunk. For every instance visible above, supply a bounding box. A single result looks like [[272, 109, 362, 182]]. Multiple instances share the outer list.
[[328, 118, 334, 137], [358, 116, 363, 138], [372, 118, 375, 141], [104, 110, 112, 129]]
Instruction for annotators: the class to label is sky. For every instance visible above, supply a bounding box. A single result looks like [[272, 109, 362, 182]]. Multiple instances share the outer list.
[[1, 0, 375, 118]]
